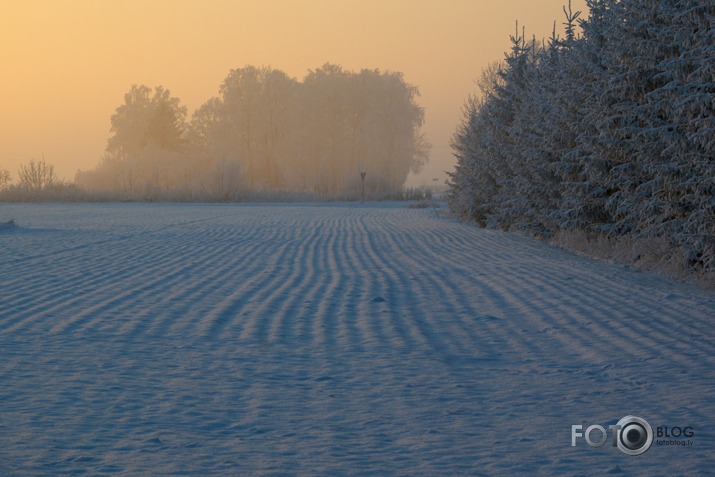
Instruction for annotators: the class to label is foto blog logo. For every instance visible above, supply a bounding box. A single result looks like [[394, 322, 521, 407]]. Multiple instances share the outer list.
[[572, 415, 695, 456], [572, 416, 653, 456]]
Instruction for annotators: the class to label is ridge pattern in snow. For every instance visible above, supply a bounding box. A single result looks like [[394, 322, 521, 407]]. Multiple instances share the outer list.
[[1, 203, 713, 476]]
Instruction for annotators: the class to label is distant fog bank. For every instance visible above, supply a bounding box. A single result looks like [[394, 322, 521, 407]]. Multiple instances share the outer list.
[[72, 64, 429, 200]]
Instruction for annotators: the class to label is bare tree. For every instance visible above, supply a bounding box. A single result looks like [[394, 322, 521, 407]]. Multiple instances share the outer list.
[[0, 168, 10, 190], [18, 158, 57, 192]]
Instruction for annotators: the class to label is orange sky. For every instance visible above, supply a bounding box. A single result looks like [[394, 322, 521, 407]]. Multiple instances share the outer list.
[[1, 0, 587, 186]]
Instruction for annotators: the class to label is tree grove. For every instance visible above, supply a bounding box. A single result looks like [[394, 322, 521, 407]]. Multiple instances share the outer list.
[[77, 64, 429, 199]]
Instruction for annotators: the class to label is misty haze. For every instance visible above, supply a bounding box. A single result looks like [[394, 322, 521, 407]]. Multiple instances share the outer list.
[[75, 65, 430, 200], [1, 1, 714, 476]]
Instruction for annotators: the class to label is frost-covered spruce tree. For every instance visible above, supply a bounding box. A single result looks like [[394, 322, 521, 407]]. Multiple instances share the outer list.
[[570, 0, 714, 270], [540, 6, 593, 232], [484, 24, 538, 230], [504, 10, 584, 236], [447, 95, 489, 224], [639, 0, 715, 271], [554, 0, 612, 231], [449, 0, 714, 278], [589, 0, 683, 237], [499, 34, 551, 234], [448, 61, 511, 227], [450, 27, 553, 231], [552, 0, 626, 234], [449, 15, 583, 235]]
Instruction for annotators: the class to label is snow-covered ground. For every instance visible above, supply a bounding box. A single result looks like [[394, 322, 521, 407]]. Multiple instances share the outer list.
[[1, 202, 713, 476]]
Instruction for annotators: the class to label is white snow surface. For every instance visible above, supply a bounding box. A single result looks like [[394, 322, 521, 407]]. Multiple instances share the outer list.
[[1, 202, 714, 476]]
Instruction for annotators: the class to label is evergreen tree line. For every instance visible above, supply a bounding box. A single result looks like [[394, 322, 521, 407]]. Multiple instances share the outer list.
[[76, 64, 429, 199], [448, 0, 714, 276]]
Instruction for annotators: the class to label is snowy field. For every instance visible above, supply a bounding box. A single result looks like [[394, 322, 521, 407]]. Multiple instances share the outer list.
[[1, 202, 714, 476]]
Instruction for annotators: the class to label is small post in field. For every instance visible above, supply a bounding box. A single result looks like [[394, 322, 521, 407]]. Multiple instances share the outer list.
[[360, 171, 366, 203]]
